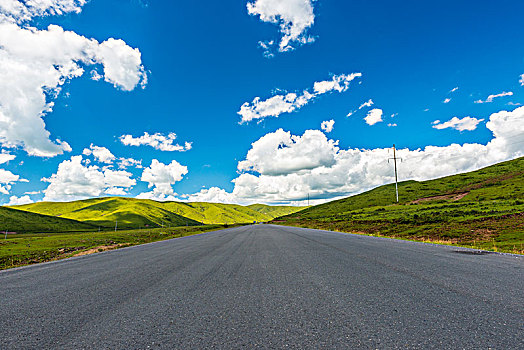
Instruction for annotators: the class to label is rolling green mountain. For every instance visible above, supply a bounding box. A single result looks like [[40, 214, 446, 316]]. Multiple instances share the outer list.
[[275, 157, 524, 253], [0, 206, 97, 233], [247, 204, 309, 217], [12, 197, 305, 228]]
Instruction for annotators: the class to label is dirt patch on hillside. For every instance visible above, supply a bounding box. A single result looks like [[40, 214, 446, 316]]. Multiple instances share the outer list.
[[410, 192, 469, 204], [458, 171, 523, 192], [72, 244, 128, 257]]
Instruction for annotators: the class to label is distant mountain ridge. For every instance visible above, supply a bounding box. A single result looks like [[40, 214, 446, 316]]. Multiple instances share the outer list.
[[8, 197, 305, 231]]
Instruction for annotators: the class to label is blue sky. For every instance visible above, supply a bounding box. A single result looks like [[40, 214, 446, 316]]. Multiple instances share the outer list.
[[1, 0, 524, 205]]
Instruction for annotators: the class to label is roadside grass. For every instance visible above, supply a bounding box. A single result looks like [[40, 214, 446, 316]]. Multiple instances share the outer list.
[[0, 224, 238, 270], [275, 199, 524, 254]]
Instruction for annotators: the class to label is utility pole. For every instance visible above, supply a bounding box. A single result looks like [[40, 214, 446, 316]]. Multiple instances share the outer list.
[[388, 144, 402, 203], [307, 193, 310, 206], [4, 230, 7, 240], [115, 220, 118, 232]]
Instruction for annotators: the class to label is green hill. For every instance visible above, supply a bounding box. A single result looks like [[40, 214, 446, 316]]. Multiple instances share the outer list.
[[247, 204, 307, 217], [12, 198, 304, 228], [0, 206, 97, 233], [292, 156, 524, 218], [275, 157, 524, 254]]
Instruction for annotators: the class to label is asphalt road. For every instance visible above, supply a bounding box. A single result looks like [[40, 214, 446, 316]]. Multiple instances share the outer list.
[[1, 225, 522, 349]]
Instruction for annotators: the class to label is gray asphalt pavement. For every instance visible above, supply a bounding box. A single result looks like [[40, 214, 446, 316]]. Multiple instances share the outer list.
[[1, 224, 522, 349]]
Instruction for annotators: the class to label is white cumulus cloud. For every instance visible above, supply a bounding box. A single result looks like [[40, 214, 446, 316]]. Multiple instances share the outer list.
[[82, 144, 116, 164], [184, 187, 235, 204], [432, 116, 484, 132], [117, 157, 142, 169], [0, 168, 23, 195], [41, 155, 135, 201], [247, 0, 316, 54], [364, 108, 383, 125], [238, 73, 361, 123], [6, 195, 33, 206], [0, 0, 86, 22], [120, 132, 192, 152], [320, 119, 334, 133], [0, 6, 147, 157], [237, 129, 339, 176], [0, 151, 15, 164], [138, 159, 188, 200]]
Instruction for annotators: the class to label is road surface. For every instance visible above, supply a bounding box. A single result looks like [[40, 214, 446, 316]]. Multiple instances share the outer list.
[[1, 225, 522, 349]]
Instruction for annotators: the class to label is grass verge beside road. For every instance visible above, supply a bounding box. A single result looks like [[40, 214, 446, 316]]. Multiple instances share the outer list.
[[0, 224, 236, 270]]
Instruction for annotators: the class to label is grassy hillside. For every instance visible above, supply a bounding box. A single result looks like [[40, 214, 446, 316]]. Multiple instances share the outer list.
[[296, 156, 524, 218], [247, 204, 306, 217], [275, 157, 524, 254], [0, 206, 97, 233], [12, 198, 303, 227]]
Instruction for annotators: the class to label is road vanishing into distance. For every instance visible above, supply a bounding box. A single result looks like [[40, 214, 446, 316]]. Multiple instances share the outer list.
[[1, 225, 523, 349]]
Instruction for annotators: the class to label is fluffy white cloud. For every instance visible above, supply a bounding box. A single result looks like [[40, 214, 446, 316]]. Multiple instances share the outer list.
[[0, 151, 15, 164], [0, 168, 21, 195], [120, 132, 192, 152], [320, 119, 334, 133], [82, 144, 116, 164], [475, 91, 513, 104], [0, 169, 19, 183], [388, 123, 397, 127], [432, 116, 484, 131], [41, 155, 135, 201], [364, 108, 383, 125], [0, 7, 147, 157], [117, 157, 142, 169], [247, 0, 315, 54], [238, 129, 338, 176], [520, 75, 524, 86], [6, 195, 32, 206], [313, 74, 359, 94], [138, 159, 188, 199], [0, 0, 86, 22], [184, 106, 524, 205], [95, 38, 147, 91], [183, 187, 235, 204], [238, 73, 361, 123]]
